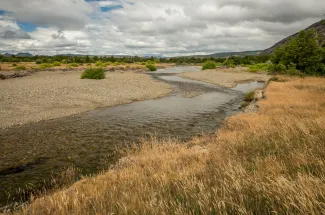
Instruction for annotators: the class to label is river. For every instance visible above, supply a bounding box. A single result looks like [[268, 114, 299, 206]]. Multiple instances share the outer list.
[[0, 66, 264, 207]]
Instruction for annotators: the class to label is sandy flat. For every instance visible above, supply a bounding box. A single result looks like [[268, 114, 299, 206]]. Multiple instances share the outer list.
[[0, 71, 172, 128], [179, 67, 270, 88]]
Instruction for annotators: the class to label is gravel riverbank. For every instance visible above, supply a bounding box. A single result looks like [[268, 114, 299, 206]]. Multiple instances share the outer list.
[[0, 71, 172, 128], [179, 67, 270, 88]]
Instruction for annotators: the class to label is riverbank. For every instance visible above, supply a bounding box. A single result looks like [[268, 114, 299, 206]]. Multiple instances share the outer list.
[[11, 76, 325, 214], [0, 71, 172, 129], [179, 67, 270, 87]]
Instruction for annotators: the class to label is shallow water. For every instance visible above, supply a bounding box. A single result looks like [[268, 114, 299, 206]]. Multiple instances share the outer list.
[[0, 67, 264, 207]]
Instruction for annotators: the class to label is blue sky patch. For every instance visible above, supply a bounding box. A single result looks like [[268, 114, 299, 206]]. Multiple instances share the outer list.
[[17, 21, 43, 32], [0, 9, 6, 15], [100, 5, 123, 12]]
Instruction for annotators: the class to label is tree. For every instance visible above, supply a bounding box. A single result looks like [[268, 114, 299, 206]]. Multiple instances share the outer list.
[[272, 29, 324, 74]]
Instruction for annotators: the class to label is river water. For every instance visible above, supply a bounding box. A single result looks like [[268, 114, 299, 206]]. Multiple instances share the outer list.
[[0, 67, 264, 207]]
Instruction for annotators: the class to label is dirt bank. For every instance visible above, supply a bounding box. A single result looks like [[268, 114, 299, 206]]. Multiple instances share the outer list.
[[179, 67, 270, 87], [0, 71, 172, 128]]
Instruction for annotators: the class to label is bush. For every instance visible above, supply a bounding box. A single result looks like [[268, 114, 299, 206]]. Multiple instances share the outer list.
[[95, 61, 104, 67], [202, 61, 217, 70], [146, 60, 155, 65], [248, 63, 271, 73], [39, 63, 52, 69], [62, 59, 67, 64], [69, 63, 79, 68], [223, 59, 236, 68], [81, 68, 105, 79], [52, 62, 61, 67], [15, 65, 26, 70], [114, 62, 120, 66], [35, 59, 42, 64], [12, 63, 17, 66], [268, 64, 287, 73], [146, 64, 157, 71]]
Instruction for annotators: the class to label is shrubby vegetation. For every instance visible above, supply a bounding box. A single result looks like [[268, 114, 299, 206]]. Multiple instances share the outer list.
[[69, 63, 79, 68], [52, 62, 61, 67], [146, 64, 157, 71], [81, 68, 105, 79], [271, 29, 325, 75], [202, 60, 217, 70], [15, 65, 26, 70]]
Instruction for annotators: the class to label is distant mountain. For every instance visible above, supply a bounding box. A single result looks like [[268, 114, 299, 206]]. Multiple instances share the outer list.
[[3, 53, 13, 57], [188, 50, 262, 58], [1, 52, 33, 57], [16, 52, 33, 57], [261, 20, 325, 55]]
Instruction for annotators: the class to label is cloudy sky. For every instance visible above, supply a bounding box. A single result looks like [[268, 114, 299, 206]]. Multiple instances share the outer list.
[[0, 0, 324, 56]]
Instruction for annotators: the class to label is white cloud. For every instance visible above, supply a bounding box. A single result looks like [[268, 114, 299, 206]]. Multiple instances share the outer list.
[[0, 0, 324, 56]]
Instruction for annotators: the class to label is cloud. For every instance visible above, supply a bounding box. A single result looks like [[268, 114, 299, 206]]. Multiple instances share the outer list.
[[0, 0, 324, 56], [0, 0, 93, 30]]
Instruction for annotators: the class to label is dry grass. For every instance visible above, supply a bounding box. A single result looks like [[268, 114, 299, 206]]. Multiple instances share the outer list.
[[11, 76, 325, 215], [179, 67, 270, 87]]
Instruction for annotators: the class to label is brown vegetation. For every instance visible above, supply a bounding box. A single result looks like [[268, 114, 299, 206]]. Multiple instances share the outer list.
[[10, 76, 325, 215]]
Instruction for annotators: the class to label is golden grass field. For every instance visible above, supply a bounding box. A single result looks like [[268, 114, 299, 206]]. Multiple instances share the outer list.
[[8, 76, 325, 214]]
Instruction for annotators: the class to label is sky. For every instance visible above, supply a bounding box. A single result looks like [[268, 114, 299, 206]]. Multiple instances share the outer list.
[[0, 0, 324, 57]]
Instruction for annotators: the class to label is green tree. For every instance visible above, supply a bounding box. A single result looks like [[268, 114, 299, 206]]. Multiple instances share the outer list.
[[272, 29, 324, 74]]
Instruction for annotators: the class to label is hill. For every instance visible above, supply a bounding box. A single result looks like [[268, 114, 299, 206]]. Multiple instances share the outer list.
[[188, 50, 262, 58], [261, 20, 325, 55]]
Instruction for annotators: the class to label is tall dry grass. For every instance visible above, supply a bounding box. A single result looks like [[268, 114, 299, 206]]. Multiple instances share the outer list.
[[12, 76, 325, 215]]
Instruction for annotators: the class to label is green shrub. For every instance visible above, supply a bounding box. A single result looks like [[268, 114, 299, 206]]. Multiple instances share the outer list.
[[223, 59, 236, 68], [146, 60, 155, 65], [114, 62, 120, 66], [35, 59, 42, 64], [52, 62, 61, 67], [62, 59, 67, 64], [140, 62, 146, 65], [268, 64, 287, 73], [69, 63, 79, 68], [146, 64, 157, 71], [15, 65, 26, 70], [244, 91, 255, 102], [95, 61, 104, 67], [12, 63, 17, 66], [81, 68, 105, 79], [202, 61, 217, 70], [39, 63, 52, 69], [248, 63, 271, 73]]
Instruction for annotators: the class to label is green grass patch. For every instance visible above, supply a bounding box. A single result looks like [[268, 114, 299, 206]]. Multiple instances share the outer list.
[[81, 68, 105, 79]]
